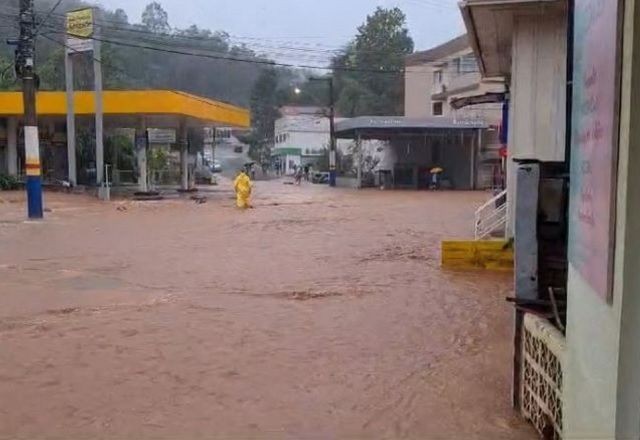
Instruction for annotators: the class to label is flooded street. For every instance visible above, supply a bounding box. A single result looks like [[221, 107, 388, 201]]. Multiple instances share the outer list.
[[0, 181, 534, 439]]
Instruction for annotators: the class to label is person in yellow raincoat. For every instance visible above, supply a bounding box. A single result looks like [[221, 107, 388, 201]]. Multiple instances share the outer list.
[[233, 168, 252, 208]]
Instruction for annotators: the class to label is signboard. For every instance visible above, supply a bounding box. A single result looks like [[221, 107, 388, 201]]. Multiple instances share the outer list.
[[66, 8, 93, 37], [147, 129, 176, 144], [569, 0, 623, 301], [66, 8, 93, 53], [66, 38, 93, 53]]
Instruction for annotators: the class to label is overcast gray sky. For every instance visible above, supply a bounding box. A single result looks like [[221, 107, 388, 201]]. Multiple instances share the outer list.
[[95, 0, 465, 66]]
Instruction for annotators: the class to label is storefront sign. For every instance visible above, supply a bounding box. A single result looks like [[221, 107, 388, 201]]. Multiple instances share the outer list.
[[569, 0, 623, 301], [66, 8, 94, 53], [147, 129, 176, 144]]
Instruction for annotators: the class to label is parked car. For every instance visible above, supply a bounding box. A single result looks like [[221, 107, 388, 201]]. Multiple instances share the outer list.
[[311, 172, 330, 184], [233, 145, 243, 153], [211, 160, 222, 173]]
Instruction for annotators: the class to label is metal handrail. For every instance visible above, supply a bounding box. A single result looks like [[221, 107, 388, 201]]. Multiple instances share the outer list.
[[475, 189, 508, 240]]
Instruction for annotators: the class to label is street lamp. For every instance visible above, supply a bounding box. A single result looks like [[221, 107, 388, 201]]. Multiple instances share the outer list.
[[309, 76, 336, 187], [294, 87, 302, 95]]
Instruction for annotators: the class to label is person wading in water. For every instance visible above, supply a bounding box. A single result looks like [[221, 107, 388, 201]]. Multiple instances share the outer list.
[[234, 168, 253, 209]]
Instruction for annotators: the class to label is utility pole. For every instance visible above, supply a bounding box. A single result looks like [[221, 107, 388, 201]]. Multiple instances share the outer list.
[[328, 77, 337, 187], [18, 0, 43, 218], [93, 9, 104, 186], [310, 76, 337, 187]]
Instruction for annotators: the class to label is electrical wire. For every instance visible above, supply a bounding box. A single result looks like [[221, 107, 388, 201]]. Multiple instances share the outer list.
[[42, 30, 407, 75], [1, 8, 476, 72], [39, 32, 242, 111], [31, 12, 415, 58], [1, 9, 480, 75], [33, 0, 64, 36], [35, 27, 478, 74], [1, 7, 443, 60]]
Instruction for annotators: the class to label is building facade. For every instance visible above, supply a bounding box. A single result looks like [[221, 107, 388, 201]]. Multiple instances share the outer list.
[[405, 35, 505, 189], [461, 0, 640, 438], [273, 106, 351, 175]]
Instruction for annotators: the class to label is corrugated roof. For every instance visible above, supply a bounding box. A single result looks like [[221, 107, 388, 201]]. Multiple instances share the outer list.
[[405, 34, 470, 66]]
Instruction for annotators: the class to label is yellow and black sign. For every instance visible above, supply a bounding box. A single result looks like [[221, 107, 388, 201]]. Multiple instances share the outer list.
[[66, 8, 93, 38]]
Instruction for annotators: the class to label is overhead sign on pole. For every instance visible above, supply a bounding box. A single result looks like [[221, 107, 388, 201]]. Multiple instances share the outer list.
[[66, 8, 94, 54]]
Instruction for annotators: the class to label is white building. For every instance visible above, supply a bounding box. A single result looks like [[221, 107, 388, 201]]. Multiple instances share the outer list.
[[273, 106, 351, 175]]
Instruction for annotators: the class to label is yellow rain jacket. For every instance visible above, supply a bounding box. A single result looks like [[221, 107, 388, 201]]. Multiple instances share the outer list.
[[233, 171, 252, 208]]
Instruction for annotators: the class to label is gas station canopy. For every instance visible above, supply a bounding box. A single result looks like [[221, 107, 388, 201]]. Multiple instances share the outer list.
[[0, 90, 250, 128]]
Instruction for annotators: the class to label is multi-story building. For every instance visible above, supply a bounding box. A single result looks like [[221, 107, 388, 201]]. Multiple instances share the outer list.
[[405, 35, 505, 189]]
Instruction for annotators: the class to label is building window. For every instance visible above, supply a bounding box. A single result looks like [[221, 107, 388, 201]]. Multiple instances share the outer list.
[[432, 101, 444, 116], [433, 70, 443, 84], [453, 57, 461, 74], [459, 54, 477, 74]]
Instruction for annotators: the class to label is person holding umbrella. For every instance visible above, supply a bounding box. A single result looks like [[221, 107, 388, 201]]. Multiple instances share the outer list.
[[429, 166, 443, 190]]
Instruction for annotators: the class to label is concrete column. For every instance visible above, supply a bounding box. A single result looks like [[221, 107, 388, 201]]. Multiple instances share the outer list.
[[7, 117, 17, 176], [179, 120, 188, 190], [470, 130, 479, 190], [136, 118, 148, 193], [65, 52, 77, 186]]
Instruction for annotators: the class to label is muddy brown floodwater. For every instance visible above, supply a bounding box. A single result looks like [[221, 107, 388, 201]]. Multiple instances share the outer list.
[[0, 180, 535, 439]]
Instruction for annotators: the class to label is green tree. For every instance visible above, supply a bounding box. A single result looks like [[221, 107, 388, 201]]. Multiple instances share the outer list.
[[0, 56, 18, 91], [141, 1, 170, 33], [332, 7, 413, 116], [247, 68, 281, 163]]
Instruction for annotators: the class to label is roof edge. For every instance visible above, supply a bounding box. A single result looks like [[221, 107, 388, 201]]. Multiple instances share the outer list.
[[405, 34, 470, 67], [459, 3, 488, 77]]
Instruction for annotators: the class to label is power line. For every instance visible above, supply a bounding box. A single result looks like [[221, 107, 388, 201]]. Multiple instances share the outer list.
[[1, 9, 481, 75], [39, 32, 242, 111], [36, 26, 479, 75], [2, 8, 479, 72], [46, 30, 478, 76], [1, 8, 421, 58], [42, 30, 408, 74], [33, 0, 64, 36], [34, 12, 413, 58]]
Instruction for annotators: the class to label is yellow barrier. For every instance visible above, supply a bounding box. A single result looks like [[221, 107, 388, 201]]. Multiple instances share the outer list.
[[441, 239, 513, 271]]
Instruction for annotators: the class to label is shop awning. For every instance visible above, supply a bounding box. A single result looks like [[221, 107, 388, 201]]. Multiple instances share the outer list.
[[334, 116, 487, 140]]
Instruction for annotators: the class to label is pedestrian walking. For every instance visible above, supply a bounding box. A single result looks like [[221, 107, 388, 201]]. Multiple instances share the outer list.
[[303, 164, 310, 181], [294, 167, 303, 185], [234, 168, 252, 209], [429, 166, 443, 190]]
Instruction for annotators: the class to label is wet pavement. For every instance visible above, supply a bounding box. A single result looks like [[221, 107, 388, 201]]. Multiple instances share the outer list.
[[0, 181, 535, 439]]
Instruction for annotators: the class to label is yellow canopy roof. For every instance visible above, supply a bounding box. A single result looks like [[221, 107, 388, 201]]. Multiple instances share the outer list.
[[0, 90, 250, 128]]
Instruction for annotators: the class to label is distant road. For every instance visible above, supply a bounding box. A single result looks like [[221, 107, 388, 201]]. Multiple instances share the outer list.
[[215, 141, 250, 178]]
